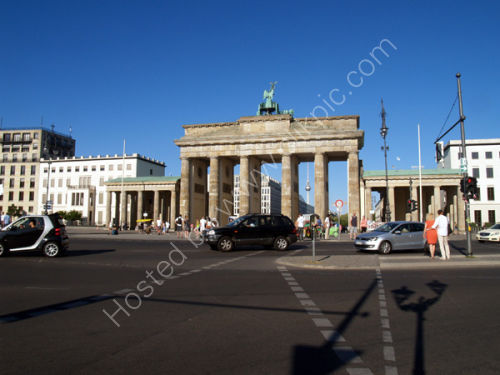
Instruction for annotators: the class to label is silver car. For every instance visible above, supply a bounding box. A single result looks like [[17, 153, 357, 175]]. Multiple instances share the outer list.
[[354, 221, 426, 254]]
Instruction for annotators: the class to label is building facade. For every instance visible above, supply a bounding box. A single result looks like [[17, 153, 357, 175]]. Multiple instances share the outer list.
[[0, 127, 75, 215], [38, 154, 165, 225], [441, 138, 500, 225], [233, 174, 282, 215]]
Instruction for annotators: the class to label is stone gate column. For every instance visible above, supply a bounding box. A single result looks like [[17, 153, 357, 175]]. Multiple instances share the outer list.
[[364, 186, 372, 220], [291, 155, 299, 220], [411, 185, 419, 221], [191, 159, 208, 221], [106, 191, 112, 226], [249, 157, 261, 213], [120, 191, 127, 226], [114, 192, 120, 225], [348, 151, 360, 224], [239, 156, 249, 216], [389, 186, 395, 222], [209, 156, 220, 221], [137, 190, 143, 223], [314, 152, 328, 220], [433, 185, 441, 214], [130, 192, 137, 229], [170, 190, 177, 225], [180, 158, 191, 219], [153, 190, 160, 222], [282, 154, 292, 218], [218, 158, 234, 224]]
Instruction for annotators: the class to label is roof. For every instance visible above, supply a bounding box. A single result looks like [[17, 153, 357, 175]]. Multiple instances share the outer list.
[[106, 176, 179, 184], [363, 169, 461, 177]]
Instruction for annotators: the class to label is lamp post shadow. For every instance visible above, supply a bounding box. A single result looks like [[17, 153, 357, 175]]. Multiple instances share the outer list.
[[392, 280, 447, 375]]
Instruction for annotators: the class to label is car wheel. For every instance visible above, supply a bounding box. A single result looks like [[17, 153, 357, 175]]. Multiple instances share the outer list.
[[43, 241, 61, 257], [0, 243, 8, 257], [379, 241, 392, 255], [217, 237, 234, 252], [273, 236, 289, 251]]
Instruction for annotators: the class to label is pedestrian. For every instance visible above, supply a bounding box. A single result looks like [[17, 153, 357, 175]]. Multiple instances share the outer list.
[[199, 216, 207, 239], [296, 214, 305, 240], [165, 220, 170, 233], [324, 215, 330, 240], [349, 213, 358, 240], [0, 212, 4, 228], [432, 210, 451, 260], [315, 215, 322, 239], [360, 216, 368, 233], [156, 218, 163, 235], [175, 215, 183, 238], [424, 213, 438, 258], [3, 212, 10, 227]]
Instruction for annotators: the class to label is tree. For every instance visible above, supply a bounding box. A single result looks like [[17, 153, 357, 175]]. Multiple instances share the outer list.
[[7, 204, 23, 217]]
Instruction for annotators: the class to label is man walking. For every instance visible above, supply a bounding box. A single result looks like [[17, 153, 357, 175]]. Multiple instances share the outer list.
[[296, 214, 305, 240], [349, 213, 358, 240], [432, 209, 451, 260]]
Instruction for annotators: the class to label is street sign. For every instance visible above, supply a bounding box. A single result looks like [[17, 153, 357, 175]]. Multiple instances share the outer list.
[[334, 200, 344, 209], [460, 158, 467, 173]]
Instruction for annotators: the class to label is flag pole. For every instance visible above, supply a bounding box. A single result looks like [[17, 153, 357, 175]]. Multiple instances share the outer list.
[[418, 124, 423, 222]]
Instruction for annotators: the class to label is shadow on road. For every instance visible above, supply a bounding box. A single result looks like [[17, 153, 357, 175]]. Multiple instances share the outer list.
[[291, 278, 377, 374], [391, 280, 447, 375]]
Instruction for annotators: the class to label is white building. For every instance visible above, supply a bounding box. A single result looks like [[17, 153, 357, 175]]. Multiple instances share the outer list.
[[441, 138, 500, 226], [38, 154, 165, 225]]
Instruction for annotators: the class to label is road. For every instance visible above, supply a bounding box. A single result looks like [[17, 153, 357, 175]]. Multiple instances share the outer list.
[[0, 232, 499, 374]]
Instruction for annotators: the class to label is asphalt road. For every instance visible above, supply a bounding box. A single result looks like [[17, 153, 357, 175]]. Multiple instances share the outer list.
[[1, 234, 499, 375]]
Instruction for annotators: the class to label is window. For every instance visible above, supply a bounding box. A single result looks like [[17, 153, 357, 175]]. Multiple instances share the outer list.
[[98, 192, 103, 204], [487, 187, 495, 201], [150, 169, 153, 175], [43, 179, 47, 188], [75, 166, 80, 172], [92, 165, 96, 171], [0, 166, 4, 175], [3, 133, 11, 142], [458, 152, 463, 159], [12, 154, 17, 162], [34, 132, 39, 139], [71, 192, 85, 206], [474, 210, 482, 225], [100, 165, 105, 171], [22, 153, 28, 162], [67, 166, 72, 172], [22, 133, 30, 142], [126, 164, 132, 170], [57, 193, 62, 204], [489, 210, 496, 224], [486, 168, 494, 178], [13, 133, 21, 142], [18, 192, 24, 201], [8, 192, 13, 200], [20, 166, 26, 175], [9, 179, 14, 188], [485, 151, 492, 159], [83, 166, 88, 172], [109, 164, 114, 171], [50, 179, 54, 187], [31, 165, 36, 175], [66, 178, 71, 187], [30, 178, 35, 188], [51, 167, 55, 173], [10, 166, 15, 175], [117, 164, 122, 171], [471, 152, 478, 159], [31, 153, 37, 161], [22, 145, 29, 152], [2, 146, 9, 152], [29, 191, 34, 201], [19, 178, 25, 188], [99, 177, 104, 186], [59, 167, 63, 172], [2, 154, 8, 162], [33, 142, 38, 150], [43, 167, 48, 173], [58, 178, 63, 187]]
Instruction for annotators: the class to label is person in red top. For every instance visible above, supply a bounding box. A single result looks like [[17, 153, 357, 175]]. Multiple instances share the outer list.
[[360, 216, 368, 233], [424, 213, 438, 258]]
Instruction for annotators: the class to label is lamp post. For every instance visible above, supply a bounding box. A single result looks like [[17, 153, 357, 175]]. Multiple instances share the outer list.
[[43, 147, 52, 214], [380, 99, 390, 222]]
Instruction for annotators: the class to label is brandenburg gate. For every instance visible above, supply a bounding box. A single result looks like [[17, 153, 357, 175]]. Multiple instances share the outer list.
[[175, 86, 364, 224]]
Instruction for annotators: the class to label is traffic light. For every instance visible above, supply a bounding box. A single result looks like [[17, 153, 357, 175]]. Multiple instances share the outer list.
[[460, 178, 466, 193], [406, 199, 412, 213], [465, 176, 478, 200], [411, 200, 419, 212]]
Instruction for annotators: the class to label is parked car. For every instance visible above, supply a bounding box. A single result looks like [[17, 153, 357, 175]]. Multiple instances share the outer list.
[[0, 214, 69, 257], [354, 221, 427, 254], [205, 213, 298, 251], [476, 223, 500, 242]]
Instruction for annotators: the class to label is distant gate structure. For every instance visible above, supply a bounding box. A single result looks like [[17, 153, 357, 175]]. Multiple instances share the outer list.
[[174, 113, 364, 225]]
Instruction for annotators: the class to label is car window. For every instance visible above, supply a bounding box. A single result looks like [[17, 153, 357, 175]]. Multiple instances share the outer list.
[[242, 217, 257, 227], [258, 216, 270, 226], [410, 223, 424, 232], [398, 224, 411, 233], [375, 223, 400, 232], [271, 216, 286, 227], [491, 224, 500, 230]]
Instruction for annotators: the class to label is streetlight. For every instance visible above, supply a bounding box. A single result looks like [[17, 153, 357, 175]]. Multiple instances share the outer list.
[[380, 99, 390, 222], [43, 146, 58, 214]]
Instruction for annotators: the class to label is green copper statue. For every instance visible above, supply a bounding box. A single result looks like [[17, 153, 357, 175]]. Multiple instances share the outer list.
[[257, 81, 294, 116]]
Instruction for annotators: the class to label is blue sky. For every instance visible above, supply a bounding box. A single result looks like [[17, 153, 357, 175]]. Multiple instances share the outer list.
[[1, 0, 499, 213]]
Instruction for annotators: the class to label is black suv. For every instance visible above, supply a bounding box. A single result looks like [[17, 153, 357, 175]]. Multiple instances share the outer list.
[[205, 213, 298, 251], [0, 214, 69, 257]]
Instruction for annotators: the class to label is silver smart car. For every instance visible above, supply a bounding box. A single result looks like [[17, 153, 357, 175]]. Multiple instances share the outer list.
[[354, 221, 427, 254]]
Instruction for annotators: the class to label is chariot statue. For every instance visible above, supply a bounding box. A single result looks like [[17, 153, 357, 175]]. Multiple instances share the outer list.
[[257, 81, 294, 116]]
